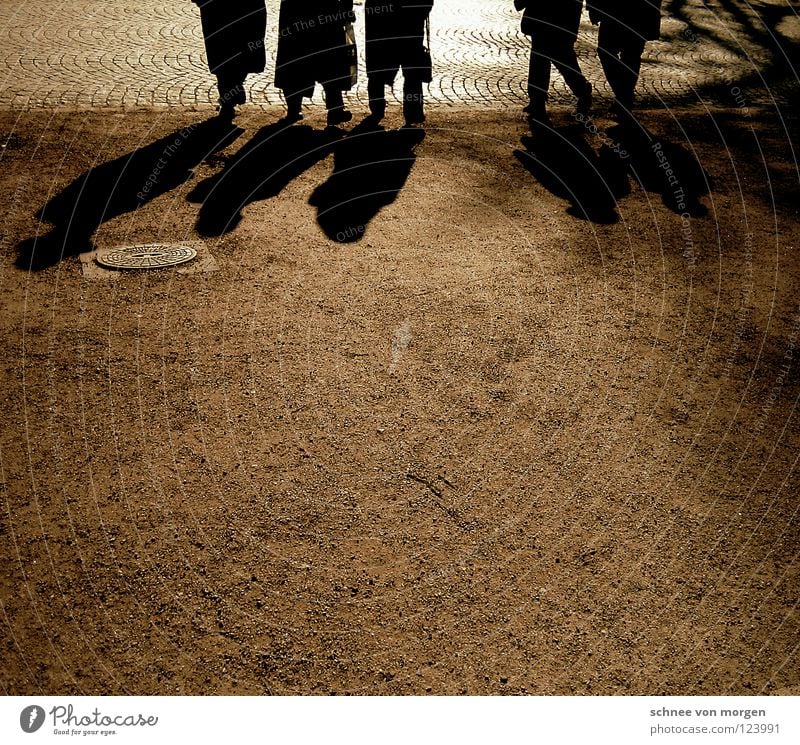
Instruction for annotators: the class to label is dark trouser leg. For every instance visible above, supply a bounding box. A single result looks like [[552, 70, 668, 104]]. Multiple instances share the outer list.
[[323, 85, 352, 125], [598, 22, 642, 109], [617, 39, 645, 109], [216, 73, 245, 108], [403, 76, 424, 122], [323, 85, 344, 112], [551, 44, 590, 100], [368, 77, 386, 116], [284, 91, 302, 119], [527, 39, 551, 113], [597, 22, 624, 103]]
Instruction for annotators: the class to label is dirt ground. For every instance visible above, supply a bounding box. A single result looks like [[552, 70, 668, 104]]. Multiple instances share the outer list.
[[1, 104, 798, 695]]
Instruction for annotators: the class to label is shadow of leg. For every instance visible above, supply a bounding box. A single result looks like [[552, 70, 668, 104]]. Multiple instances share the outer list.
[[17, 117, 241, 271], [610, 123, 712, 216], [514, 125, 621, 224], [309, 121, 425, 243], [188, 121, 340, 237]]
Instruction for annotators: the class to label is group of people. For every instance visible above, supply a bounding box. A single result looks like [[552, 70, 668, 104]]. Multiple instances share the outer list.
[[192, 0, 433, 126], [191, 0, 663, 127], [516, 0, 664, 122]]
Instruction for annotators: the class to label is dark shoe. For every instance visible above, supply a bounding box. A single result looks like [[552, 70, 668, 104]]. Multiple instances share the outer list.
[[327, 107, 353, 127], [524, 101, 548, 120], [217, 103, 236, 121], [576, 82, 593, 116], [403, 104, 426, 125], [362, 112, 384, 130], [284, 93, 303, 122], [609, 99, 633, 121], [526, 107, 551, 127], [369, 99, 386, 121], [528, 115, 552, 134]]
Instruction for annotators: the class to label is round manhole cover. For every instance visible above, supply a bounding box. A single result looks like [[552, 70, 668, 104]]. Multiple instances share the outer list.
[[96, 244, 197, 270]]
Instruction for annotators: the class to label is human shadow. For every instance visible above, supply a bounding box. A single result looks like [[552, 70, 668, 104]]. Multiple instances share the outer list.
[[515, 118, 712, 222], [188, 120, 340, 237], [605, 122, 712, 216], [309, 120, 426, 243], [514, 124, 622, 224], [17, 117, 242, 270]]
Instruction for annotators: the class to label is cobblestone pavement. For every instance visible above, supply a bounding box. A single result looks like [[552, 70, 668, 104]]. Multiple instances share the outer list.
[[0, 1, 796, 111]]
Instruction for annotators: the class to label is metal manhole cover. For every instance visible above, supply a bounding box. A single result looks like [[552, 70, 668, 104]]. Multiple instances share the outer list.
[[96, 244, 197, 270]]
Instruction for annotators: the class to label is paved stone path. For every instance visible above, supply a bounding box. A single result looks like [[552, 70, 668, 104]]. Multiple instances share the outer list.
[[0, 0, 790, 112]]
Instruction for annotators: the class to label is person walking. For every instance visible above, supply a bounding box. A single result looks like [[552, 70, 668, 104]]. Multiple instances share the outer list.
[[191, 0, 267, 119], [364, 0, 434, 125], [514, 0, 592, 122], [588, 0, 663, 118], [275, 0, 357, 126]]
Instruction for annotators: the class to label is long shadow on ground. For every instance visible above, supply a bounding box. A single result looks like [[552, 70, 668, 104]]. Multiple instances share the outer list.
[[608, 121, 712, 216], [188, 121, 340, 237], [309, 120, 426, 243], [515, 118, 712, 223], [514, 124, 623, 224], [17, 117, 241, 271]]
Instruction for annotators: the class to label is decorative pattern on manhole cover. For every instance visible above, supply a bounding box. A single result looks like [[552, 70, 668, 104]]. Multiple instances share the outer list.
[[96, 244, 197, 270]]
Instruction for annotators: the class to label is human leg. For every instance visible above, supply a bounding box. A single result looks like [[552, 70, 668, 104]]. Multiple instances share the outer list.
[[323, 85, 352, 126], [403, 76, 424, 124], [368, 77, 387, 118], [215, 73, 245, 118], [526, 36, 551, 118], [616, 37, 645, 110], [283, 91, 303, 120], [597, 21, 627, 107], [550, 41, 592, 115]]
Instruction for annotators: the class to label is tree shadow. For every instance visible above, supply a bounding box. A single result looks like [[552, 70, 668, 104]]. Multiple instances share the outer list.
[[514, 124, 622, 224], [17, 117, 242, 271], [663, 0, 800, 104], [187, 120, 341, 237], [309, 120, 426, 243]]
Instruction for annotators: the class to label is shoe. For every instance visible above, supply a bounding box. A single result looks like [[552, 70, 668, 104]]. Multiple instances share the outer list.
[[403, 104, 426, 125], [524, 101, 548, 120], [609, 99, 633, 121], [363, 112, 384, 130], [217, 103, 236, 121], [327, 108, 353, 127], [576, 82, 593, 116], [369, 99, 386, 121], [526, 107, 550, 125], [528, 114, 552, 134]]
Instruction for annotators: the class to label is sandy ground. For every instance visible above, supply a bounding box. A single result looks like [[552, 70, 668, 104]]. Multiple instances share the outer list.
[[0, 103, 799, 695]]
